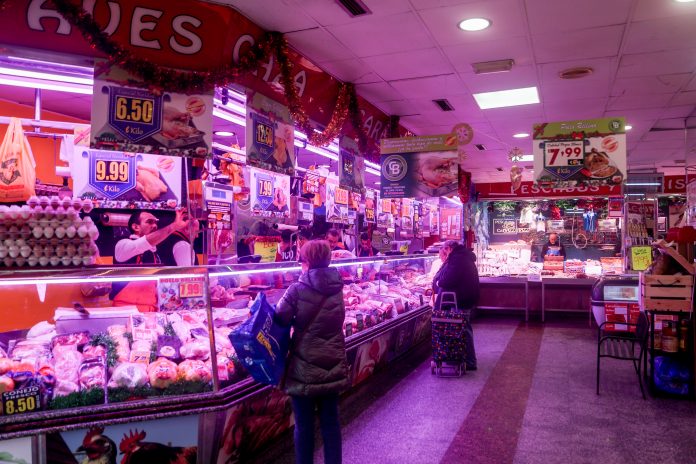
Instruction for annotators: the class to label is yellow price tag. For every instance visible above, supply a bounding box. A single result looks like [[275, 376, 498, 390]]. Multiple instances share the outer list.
[[631, 246, 652, 271]]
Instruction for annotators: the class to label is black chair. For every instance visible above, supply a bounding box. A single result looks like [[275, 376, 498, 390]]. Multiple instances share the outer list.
[[596, 311, 650, 399]]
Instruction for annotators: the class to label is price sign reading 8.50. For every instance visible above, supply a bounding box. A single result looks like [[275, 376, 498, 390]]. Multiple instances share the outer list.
[[544, 140, 584, 168]]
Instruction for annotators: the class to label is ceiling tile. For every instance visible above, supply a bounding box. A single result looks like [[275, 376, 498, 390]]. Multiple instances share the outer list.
[[605, 108, 671, 121], [540, 97, 608, 121], [224, 0, 318, 32], [671, 91, 696, 107], [297, 0, 412, 27], [607, 93, 673, 111], [480, 103, 545, 122], [443, 36, 533, 73], [611, 74, 692, 97], [355, 82, 406, 102], [526, 0, 631, 34], [411, 0, 484, 9], [318, 58, 383, 84], [327, 12, 433, 57], [624, 16, 696, 54], [459, 65, 538, 94], [417, 0, 526, 47], [633, 0, 696, 22], [389, 74, 468, 99], [617, 50, 696, 78], [285, 29, 354, 64], [362, 48, 453, 81], [661, 106, 696, 119], [532, 25, 624, 64]]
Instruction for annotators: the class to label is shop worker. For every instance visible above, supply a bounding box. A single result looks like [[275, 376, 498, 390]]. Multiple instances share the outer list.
[[159, 219, 201, 266], [297, 228, 312, 252], [115, 209, 188, 265], [541, 232, 567, 259], [357, 232, 379, 257], [275, 229, 298, 262], [433, 240, 479, 371], [326, 228, 346, 251]]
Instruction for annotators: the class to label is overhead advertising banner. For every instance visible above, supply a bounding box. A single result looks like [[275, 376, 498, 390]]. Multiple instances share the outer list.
[[246, 92, 295, 176], [248, 167, 290, 218], [73, 149, 182, 208], [325, 176, 348, 224], [339, 136, 366, 193], [380, 134, 459, 199], [91, 64, 212, 158], [533, 118, 626, 187]]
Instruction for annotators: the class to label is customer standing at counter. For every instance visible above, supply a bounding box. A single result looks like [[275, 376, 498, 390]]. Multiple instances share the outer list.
[[433, 240, 479, 371], [275, 240, 349, 464], [541, 233, 566, 259]]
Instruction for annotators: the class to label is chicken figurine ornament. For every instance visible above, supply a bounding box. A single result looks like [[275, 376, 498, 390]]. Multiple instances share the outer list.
[[510, 165, 524, 192]]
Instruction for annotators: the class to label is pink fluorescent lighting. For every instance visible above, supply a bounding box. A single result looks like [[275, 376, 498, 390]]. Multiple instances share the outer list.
[[213, 108, 246, 126], [0, 75, 92, 95], [0, 66, 93, 85], [0, 273, 203, 287]]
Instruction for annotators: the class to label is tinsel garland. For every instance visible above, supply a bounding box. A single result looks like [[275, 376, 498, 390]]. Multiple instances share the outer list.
[[41, 0, 371, 150]]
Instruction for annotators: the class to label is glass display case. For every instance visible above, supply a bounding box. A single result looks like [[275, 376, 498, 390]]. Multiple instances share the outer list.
[[0, 254, 436, 431]]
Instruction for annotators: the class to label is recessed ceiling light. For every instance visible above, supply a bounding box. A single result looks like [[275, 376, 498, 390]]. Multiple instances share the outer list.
[[625, 125, 633, 130], [674, 0, 695, 3], [473, 86, 540, 110], [458, 18, 491, 31], [513, 132, 530, 138], [214, 131, 236, 137]]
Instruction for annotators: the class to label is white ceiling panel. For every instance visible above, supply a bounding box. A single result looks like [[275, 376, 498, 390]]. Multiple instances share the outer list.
[[611, 74, 692, 97], [285, 29, 354, 64], [661, 106, 696, 119], [671, 91, 696, 108], [443, 36, 534, 73], [317, 58, 383, 84], [355, 82, 406, 103], [327, 12, 433, 57], [543, 98, 609, 121], [607, 93, 673, 112], [410, 0, 487, 10], [460, 65, 538, 94], [417, 0, 526, 47], [633, 0, 696, 22], [617, 50, 696, 78], [624, 16, 696, 55], [296, 0, 412, 27], [223, 1, 318, 32], [389, 74, 468, 99], [532, 25, 624, 64], [526, 0, 632, 34], [362, 48, 453, 81], [479, 103, 545, 122]]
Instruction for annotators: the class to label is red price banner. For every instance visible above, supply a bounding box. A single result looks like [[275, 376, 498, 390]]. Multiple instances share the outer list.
[[180, 281, 204, 298], [335, 187, 349, 205], [544, 140, 584, 168]]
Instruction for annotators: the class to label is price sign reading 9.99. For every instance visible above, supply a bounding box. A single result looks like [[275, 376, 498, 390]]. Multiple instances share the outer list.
[[88, 150, 137, 199]]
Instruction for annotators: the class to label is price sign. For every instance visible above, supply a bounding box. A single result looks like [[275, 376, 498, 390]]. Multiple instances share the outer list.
[[631, 246, 652, 271], [257, 178, 273, 198], [87, 150, 137, 199], [303, 171, 320, 195], [107, 86, 162, 142], [365, 207, 375, 222], [335, 187, 349, 205], [180, 280, 204, 298], [158, 276, 207, 312], [255, 121, 274, 147], [250, 113, 275, 160], [2, 387, 41, 416], [543, 140, 585, 180], [493, 219, 517, 235]]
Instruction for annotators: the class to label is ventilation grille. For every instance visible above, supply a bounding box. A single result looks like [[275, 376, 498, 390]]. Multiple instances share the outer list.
[[433, 99, 454, 111], [474, 144, 486, 151], [559, 67, 594, 79], [335, 0, 371, 17]]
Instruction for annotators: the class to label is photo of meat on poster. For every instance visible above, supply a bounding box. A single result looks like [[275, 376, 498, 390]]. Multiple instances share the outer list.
[[380, 134, 459, 199], [91, 63, 212, 159], [246, 92, 295, 176]]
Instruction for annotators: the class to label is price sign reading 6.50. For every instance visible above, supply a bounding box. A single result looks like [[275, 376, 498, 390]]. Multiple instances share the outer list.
[[114, 96, 154, 124], [544, 140, 584, 168], [107, 86, 162, 142]]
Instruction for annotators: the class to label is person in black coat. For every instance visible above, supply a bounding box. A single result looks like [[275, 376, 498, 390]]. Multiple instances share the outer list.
[[433, 240, 479, 370]]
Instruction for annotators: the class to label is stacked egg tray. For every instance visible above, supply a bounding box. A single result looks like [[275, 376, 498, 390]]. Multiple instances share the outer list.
[[0, 196, 99, 267]]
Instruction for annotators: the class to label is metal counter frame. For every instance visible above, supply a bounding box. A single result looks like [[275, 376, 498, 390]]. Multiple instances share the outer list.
[[541, 277, 598, 324], [478, 276, 530, 321]]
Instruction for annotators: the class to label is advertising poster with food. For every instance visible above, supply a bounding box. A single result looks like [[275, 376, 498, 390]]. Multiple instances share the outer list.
[[47, 415, 199, 463], [0, 437, 32, 463], [377, 198, 394, 229], [427, 198, 440, 235], [72, 149, 182, 208], [364, 190, 376, 224], [246, 92, 295, 176], [380, 134, 459, 199], [325, 176, 348, 223], [339, 136, 366, 193], [400, 198, 414, 237], [533, 118, 626, 187], [91, 64, 212, 158], [248, 167, 290, 219]]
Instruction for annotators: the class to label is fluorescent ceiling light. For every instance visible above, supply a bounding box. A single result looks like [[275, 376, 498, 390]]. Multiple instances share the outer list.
[[444, 196, 463, 206], [513, 133, 530, 138], [294, 139, 339, 161], [213, 108, 246, 126], [458, 18, 491, 31], [365, 160, 380, 170], [366, 167, 380, 176], [625, 125, 633, 130], [515, 154, 534, 162], [625, 182, 661, 186], [473, 86, 539, 110], [0, 66, 93, 86], [626, 193, 645, 196], [214, 131, 235, 137], [0, 273, 202, 287], [375, 181, 381, 185], [213, 98, 246, 116], [0, 75, 92, 95], [674, 0, 695, 3]]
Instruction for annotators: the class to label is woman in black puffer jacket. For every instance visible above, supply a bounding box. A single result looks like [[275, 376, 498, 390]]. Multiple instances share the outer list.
[[275, 240, 348, 464]]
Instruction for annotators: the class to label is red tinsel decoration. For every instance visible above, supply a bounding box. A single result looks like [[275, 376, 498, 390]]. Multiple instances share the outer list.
[[45, 0, 371, 150]]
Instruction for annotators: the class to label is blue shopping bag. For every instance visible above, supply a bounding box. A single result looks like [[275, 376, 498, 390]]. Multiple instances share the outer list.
[[229, 292, 291, 385]]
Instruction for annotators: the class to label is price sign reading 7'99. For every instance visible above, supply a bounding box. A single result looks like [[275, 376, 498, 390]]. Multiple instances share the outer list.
[[543, 140, 585, 180]]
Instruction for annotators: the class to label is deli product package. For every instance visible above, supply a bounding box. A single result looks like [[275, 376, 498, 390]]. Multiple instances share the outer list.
[[229, 292, 289, 386]]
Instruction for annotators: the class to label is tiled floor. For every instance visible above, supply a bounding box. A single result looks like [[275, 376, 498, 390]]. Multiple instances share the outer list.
[[262, 317, 696, 464]]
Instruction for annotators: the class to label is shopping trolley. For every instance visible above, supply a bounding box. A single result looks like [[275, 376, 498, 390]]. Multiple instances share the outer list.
[[430, 291, 468, 377]]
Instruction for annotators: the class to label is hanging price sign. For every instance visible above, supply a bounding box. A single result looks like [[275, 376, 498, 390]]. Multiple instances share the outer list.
[[87, 150, 136, 199], [303, 171, 321, 195], [251, 113, 275, 161], [335, 187, 349, 205], [107, 86, 163, 142], [543, 140, 585, 180], [2, 387, 41, 415], [158, 276, 207, 312]]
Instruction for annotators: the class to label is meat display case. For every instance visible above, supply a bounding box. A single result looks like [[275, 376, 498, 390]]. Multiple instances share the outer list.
[[0, 254, 436, 463]]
